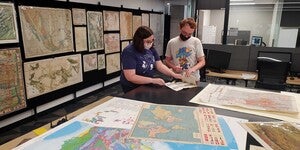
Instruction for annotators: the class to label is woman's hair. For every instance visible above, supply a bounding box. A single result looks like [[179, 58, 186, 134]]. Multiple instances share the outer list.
[[179, 18, 196, 29], [133, 26, 153, 52]]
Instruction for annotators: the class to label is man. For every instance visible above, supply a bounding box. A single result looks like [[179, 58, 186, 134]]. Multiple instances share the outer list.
[[165, 18, 205, 81]]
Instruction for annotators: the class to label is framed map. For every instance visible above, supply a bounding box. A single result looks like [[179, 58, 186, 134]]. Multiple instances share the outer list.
[[83, 53, 97, 72], [24, 54, 82, 99], [74, 27, 87, 52], [72, 8, 86, 25], [19, 6, 73, 58], [87, 11, 104, 51], [104, 33, 120, 54], [106, 53, 120, 74], [142, 13, 149, 27], [121, 41, 130, 51], [98, 54, 105, 70], [103, 11, 119, 31], [150, 13, 164, 56], [0, 3, 19, 44], [133, 15, 142, 34], [120, 11, 133, 40], [0, 48, 26, 116]]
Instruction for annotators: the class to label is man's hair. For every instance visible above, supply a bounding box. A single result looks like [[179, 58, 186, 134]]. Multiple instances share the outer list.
[[179, 18, 196, 29], [133, 26, 153, 52]]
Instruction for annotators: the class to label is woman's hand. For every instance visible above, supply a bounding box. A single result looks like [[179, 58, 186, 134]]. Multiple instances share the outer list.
[[173, 73, 183, 80], [151, 78, 166, 86]]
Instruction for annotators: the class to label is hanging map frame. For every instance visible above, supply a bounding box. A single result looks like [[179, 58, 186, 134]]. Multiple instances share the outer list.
[[0, 3, 19, 44], [0, 48, 26, 116], [19, 6, 74, 58]]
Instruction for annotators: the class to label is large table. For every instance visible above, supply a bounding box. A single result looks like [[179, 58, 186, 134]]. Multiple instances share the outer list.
[[122, 83, 278, 122], [122, 83, 285, 150]]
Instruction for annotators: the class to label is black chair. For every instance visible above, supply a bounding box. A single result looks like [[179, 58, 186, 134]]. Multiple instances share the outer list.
[[255, 58, 291, 91]]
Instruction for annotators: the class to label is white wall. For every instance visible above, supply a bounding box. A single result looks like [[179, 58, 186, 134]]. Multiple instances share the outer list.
[[70, 0, 164, 12], [228, 5, 274, 45]]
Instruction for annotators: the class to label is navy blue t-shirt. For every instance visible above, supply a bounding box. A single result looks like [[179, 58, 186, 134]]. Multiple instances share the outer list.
[[120, 44, 160, 92]]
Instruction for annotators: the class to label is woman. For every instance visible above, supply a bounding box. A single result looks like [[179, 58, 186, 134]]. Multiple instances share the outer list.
[[120, 26, 182, 93]]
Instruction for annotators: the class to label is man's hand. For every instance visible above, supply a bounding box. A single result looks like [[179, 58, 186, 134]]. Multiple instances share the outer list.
[[185, 68, 196, 77], [173, 65, 183, 73]]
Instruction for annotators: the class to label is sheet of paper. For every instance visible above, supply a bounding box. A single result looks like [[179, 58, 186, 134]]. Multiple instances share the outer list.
[[190, 84, 300, 123], [165, 81, 197, 91], [75, 97, 146, 129], [182, 74, 197, 85], [241, 73, 256, 79]]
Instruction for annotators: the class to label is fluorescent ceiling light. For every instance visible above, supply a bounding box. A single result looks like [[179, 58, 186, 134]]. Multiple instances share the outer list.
[[230, 2, 255, 5]]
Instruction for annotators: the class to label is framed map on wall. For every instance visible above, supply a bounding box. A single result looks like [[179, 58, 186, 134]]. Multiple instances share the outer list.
[[83, 53, 97, 72], [0, 3, 19, 44], [19, 6, 74, 58], [98, 54, 105, 70], [133, 15, 142, 34], [121, 41, 130, 51], [0, 48, 26, 116], [72, 8, 86, 25], [74, 27, 87, 52], [104, 33, 120, 54], [120, 11, 133, 40], [24, 54, 82, 99], [103, 11, 119, 31], [87, 11, 104, 51], [142, 13, 149, 27], [106, 53, 120, 74]]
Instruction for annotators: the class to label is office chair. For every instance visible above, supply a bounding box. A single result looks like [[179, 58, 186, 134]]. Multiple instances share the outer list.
[[255, 58, 291, 91]]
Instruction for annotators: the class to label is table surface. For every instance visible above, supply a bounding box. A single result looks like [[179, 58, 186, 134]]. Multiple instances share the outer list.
[[122, 83, 279, 122]]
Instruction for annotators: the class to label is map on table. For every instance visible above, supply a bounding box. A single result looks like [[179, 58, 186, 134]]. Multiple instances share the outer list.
[[14, 97, 239, 150], [191, 84, 298, 114], [240, 122, 300, 150], [129, 104, 237, 148]]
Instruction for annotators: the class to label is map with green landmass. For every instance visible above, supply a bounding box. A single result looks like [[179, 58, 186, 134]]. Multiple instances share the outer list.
[[130, 105, 203, 143]]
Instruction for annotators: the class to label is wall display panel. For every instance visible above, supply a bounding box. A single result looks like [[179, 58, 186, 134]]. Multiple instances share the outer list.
[[104, 33, 120, 54], [103, 10, 119, 31], [120, 11, 133, 40], [83, 53, 97, 72], [141, 13, 149, 27], [74, 27, 88, 52], [150, 13, 163, 56], [19, 6, 73, 58], [132, 15, 142, 34], [0, 48, 26, 116], [121, 41, 130, 51], [97, 54, 105, 70], [24, 54, 82, 99], [72, 8, 86, 25], [106, 53, 120, 74], [87, 11, 104, 51], [0, 3, 19, 44]]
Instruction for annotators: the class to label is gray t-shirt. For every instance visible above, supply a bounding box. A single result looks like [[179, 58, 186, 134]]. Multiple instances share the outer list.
[[165, 36, 204, 80]]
